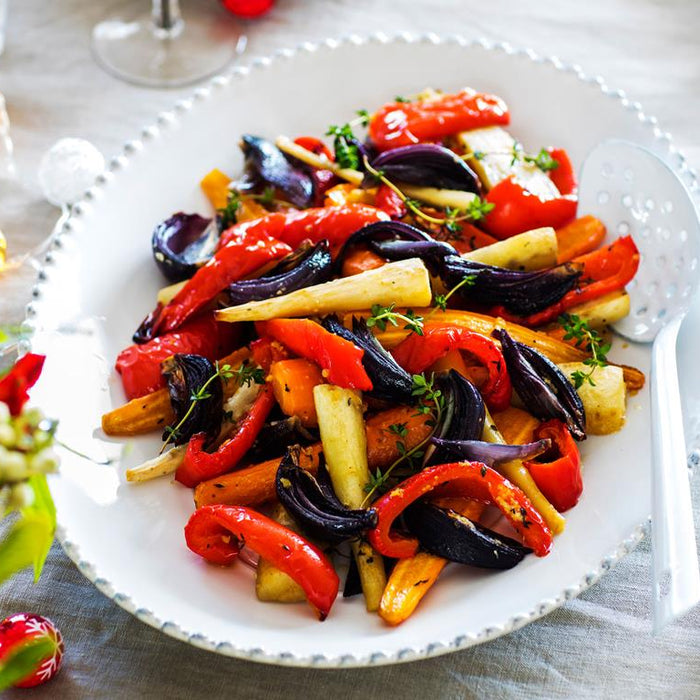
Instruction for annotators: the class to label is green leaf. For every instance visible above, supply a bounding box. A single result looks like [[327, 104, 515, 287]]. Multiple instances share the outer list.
[[0, 512, 54, 585], [0, 637, 55, 690]]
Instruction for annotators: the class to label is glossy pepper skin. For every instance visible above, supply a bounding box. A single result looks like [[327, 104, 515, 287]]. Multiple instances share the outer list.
[[524, 419, 582, 512], [185, 505, 339, 620], [367, 461, 552, 559], [547, 148, 577, 196], [390, 326, 512, 411], [155, 227, 292, 335], [375, 184, 407, 219], [218, 205, 389, 254], [369, 89, 510, 151], [257, 318, 373, 391], [492, 235, 640, 327], [0, 353, 45, 416], [116, 315, 230, 400], [483, 176, 578, 240], [177, 384, 276, 488]]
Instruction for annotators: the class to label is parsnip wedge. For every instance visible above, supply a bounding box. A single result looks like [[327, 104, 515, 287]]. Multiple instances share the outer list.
[[463, 227, 558, 270], [216, 258, 432, 322], [126, 445, 186, 483]]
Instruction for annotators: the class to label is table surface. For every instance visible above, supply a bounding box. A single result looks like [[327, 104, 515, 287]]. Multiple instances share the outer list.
[[1, 0, 700, 697]]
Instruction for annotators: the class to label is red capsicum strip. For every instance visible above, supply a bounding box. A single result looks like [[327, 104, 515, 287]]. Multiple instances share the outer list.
[[483, 177, 578, 240], [185, 505, 339, 620], [547, 148, 577, 196], [155, 227, 292, 336], [177, 384, 275, 488], [368, 88, 510, 151], [0, 353, 45, 416], [492, 235, 640, 326], [257, 318, 373, 391], [390, 326, 511, 411], [524, 420, 582, 512], [218, 205, 388, 253], [375, 184, 407, 219], [116, 314, 230, 400], [367, 461, 552, 559]]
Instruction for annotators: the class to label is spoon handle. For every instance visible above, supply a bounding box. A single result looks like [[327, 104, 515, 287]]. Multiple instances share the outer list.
[[651, 315, 700, 634]]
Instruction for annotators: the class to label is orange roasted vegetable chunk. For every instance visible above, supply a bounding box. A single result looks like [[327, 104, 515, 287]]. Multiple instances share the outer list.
[[269, 359, 324, 427]]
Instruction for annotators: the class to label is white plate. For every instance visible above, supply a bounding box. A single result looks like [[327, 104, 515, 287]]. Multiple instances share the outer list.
[[24, 34, 698, 667]]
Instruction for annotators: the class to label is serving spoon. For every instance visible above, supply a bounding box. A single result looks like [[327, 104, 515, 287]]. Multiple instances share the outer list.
[[578, 140, 700, 634]]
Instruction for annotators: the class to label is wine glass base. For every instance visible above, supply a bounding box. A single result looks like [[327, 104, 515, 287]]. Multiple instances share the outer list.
[[92, 10, 245, 88]]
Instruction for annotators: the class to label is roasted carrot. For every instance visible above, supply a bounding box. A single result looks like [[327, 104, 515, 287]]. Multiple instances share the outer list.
[[555, 215, 606, 264], [378, 498, 486, 625], [194, 406, 432, 509], [449, 222, 499, 254], [269, 359, 324, 427], [491, 406, 541, 445], [102, 347, 250, 436], [341, 247, 386, 277]]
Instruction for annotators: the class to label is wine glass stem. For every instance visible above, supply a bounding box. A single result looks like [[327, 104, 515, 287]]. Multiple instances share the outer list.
[[151, 0, 183, 37]]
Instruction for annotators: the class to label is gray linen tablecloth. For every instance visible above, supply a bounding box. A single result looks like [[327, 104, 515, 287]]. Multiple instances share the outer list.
[[1, 1, 699, 697]]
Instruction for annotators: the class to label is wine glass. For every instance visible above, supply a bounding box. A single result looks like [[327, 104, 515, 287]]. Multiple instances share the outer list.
[[92, 0, 246, 88]]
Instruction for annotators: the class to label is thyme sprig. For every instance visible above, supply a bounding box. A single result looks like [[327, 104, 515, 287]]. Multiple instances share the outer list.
[[557, 313, 611, 388], [431, 274, 477, 313], [233, 360, 266, 388], [217, 191, 241, 228], [161, 361, 235, 454], [366, 303, 424, 335]]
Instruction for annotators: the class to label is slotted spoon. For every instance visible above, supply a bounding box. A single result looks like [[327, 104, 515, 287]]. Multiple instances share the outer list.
[[579, 140, 700, 633]]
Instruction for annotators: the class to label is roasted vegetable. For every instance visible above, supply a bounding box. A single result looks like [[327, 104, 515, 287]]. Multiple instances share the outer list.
[[185, 504, 339, 620], [313, 385, 387, 611], [427, 370, 485, 464], [246, 416, 316, 463], [216, 258, 432, 323], [439, 255, 582, 317], [494, 329, 586, 440], [430, 436, 550, 467], [276, 447, 377, 542], [151, 213, 219, 283], [368, 460, 553, 559], [462, 226, 558, 271], [365, 144, 481, 193], [321, 315, 413, 403], [240, 135, 314, 208], [404, 501, 531, 569], [162, 354, 223, 447], [269, 359, 324, 427], [226, 240, 333, 305]]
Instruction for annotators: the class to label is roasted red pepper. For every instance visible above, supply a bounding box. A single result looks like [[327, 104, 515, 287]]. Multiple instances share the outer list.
[[155, 226, 291, 335], [249, 336, 289, 372], [547, 148, 577, 196], [375, 184, 407, 219], [185, 504, 339, 620], [390, 326, 511, 411], [368, 461, 552, 559], [483, 177, 578, 240], [293, 136, 334, 161], [492, 235, 640, 326], [258, 318, 372, 391], [448, 222, 499, 254], [177, 384, 275, 487], [369, 89, 510, 151], [116, 315, 230, 400], [0, 353, 45, 416], [218, 205, 388, 254], [524, 420, 582, 512]]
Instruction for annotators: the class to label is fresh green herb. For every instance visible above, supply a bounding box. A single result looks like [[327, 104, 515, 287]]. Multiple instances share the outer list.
[[364, 467, 390, 494], [355, 109, 371, 127], [432, 274, 477, 312], [558, 313, 611, 388], [257, 186, 276, 207], [160, 361, 235, 454], [233, 360, 265, 388], [326, 123, 361, 170], [472, 150, 485, 161], [217, 191, 241, 228], [367, 303, 424, 336], [388, 422, 408, 438], [464, 196, 495, 222], [510, 141, 524, 167], [524, 147, 559, 173], [395, 95, 411, 103]]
